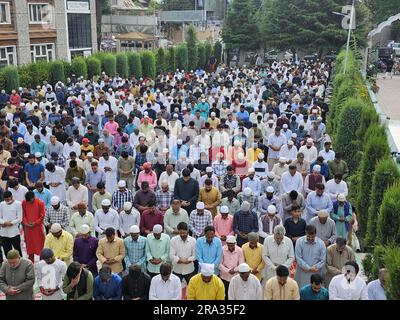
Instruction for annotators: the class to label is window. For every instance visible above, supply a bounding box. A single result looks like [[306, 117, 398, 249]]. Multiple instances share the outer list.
[[0, 46, 16, 68], [0, 2, 11, 24], [67, 13, 92, 49], [29, 3, 52, 24], [30, 44, 54, 62]]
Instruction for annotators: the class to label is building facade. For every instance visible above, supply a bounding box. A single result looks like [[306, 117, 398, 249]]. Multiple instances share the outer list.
[[0, 0, 97, 67]]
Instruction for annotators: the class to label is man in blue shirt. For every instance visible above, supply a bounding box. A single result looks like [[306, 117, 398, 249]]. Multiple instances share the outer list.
[[236, 105, 250, 126], [300, 274, 329, 300], [94, 266, 122, 300], [24, 154, 45, 189], [367, 268, 387, 300], [33, 181, 52, 208], [196, 225, 223, 275]]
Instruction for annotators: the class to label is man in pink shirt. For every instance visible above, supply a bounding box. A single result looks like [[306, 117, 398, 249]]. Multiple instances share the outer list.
[[137, 162, 157, 191], [104, 114, 119, 136], [213, 205, 234, 245], [218, 235, 244, 298]]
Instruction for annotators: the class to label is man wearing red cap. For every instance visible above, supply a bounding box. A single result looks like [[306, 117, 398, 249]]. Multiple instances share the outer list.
[[80, 138, 94, 161], [137, 162, 157, 192]]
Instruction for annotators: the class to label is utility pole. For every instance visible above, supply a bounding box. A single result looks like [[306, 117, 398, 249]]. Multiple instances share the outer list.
[[343, 0, 356, 75]]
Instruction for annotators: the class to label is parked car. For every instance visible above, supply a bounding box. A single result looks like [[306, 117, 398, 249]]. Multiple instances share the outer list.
[[303, 53, 319, 62], [389, 42, 400, 57], [265, 50, 278, 62], [378, 47, 394, 60]]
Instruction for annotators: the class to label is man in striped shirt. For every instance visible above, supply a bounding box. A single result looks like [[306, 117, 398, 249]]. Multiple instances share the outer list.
[[112, 180, 134, 213]]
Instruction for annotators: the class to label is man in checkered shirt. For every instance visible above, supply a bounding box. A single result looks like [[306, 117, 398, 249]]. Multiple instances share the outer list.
[[44, 196, 69, 232], [112, 180, 134, 213]]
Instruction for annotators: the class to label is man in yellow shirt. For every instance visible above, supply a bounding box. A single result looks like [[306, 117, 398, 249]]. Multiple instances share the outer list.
[[264, 265, 300, 300], [247, 143, 263, 164], [209, 112, 221, 130], [198, 179, 221, 218], [96, 227, 125, 275], [187, 263, 225, 300], [241, 232, 265, 280], [44, 223, 74, 265]]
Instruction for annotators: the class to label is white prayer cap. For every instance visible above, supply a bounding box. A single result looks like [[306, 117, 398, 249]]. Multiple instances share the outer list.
[[317, 210, 329, 217], [101, 199, 111, 206], [307, 138, 313, 144], [248, 167, 255, 174], [291, 133, 297, 138], [200, 263, 214, 277], [240, 201, 251, 212], [123, 202, 132, 211], [130, 225, 140, 234], [283, 124, 288, 129], [118, 180, 126, 188], [211, 112, 216, 117], [34, 152, 41, 158], [313, 165, 321, 172], [267, 172, 275, 178], [50, 223, 62, 233], [266, 186, 274, 193], [153, 224, 163, 234], [177, 139, 183, 144], [220, 205, 229, 214], [50, 196, 60, 205], [267, 205, 277, 214], [196, 202, 205, 210], [338, 193, 346, 202], [279, 157, 286, 163], [160, 180, 169, 187], [258, 153, 264, 160], [226, 235, 237, 244], [163, 148, 169, 154], [80, 224, 90, 235], [238, 263, 251, 273], [87, 152, 94, 157], [173, 113, 179, 118], [206, 166, 213, 173], [244, 187, 252, 196], [312, 109, 318, 113], [23, 153, 29, 158], [17, 137, 24, 144], [268, 119, 275, 124]]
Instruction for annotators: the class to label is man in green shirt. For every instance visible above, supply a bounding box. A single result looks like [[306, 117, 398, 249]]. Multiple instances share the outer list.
[[328, 152, 349, 180], [163, 200, 189, 237], [92, 182, 112, 213]]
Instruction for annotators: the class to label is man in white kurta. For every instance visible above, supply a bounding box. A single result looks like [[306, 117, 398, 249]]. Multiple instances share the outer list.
[[280, 165, 303, 194], [325, 176, 348, 201], [298, 138, 318, 163], [279, 141, 298, 163], [99, 154, 118, 194], [45, 165, 66, 202], [66, 178, 89, 213], [228, 263, 263, 300], [262, 226, 295, 282]]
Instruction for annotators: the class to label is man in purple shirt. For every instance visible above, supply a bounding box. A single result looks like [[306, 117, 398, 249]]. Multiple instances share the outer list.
[[139, 200, 164, 236], [73, 224, 99, 276], [132, 181, 156, 214]]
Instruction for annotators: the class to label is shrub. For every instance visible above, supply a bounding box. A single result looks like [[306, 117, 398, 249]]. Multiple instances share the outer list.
[[176, 44, 188, 71], [0, 71, 5, 92], [86, 57, 101, 79], [376, 184, 400, 246], [48, 60, 65, 85], [156, 48, 166, 74], [71, 57, 88, 80], [101, 54, 117, 77], [383, 246, 400, 300], [2, 66, 20, 92], [204, 41, 213, 69], [362, 245, 386, 282], [197, 43, 206, 70], [357, 133, 390, 234], [126, 52, 142, 78], [18, 65, 33, 88], [365, 158, 400, 247], [356, 105, 379, 144], [333, 98, 363, 173], [116, 53, 128, 78], [167, 46, 176, 72], [140, 51, 156, 78], [63, 61, 73, 80], [186, 24, 198, 71], [213, 41, 222, 64]]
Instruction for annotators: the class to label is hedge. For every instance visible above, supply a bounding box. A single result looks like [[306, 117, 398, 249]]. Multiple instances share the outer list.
[[156, 48, 166, 74], [376, 184, 400, 246], [2, 66, 20, 92], [176, 44, 188, 71], [48, 60, 65, 85], [126, 52, 142, 78], [71, 57, 88, 80], [186, 24, 198, 71], [357, 133, 390, 234], [383, 246, 400, 299], [356, 105, 379, 143], [213, 41, 222, 64], [167, 46, 176, 72], [101, 54, 117, 77], [18, 65, 33, 88], [362, 245, 386, 282], [140, 51, 156, 78], [86, 57, 101, 79], [205, 41, 213, 69], [116, 53, 128, 78], [197, 43, 206, 70], [333, 98, 363, 173]]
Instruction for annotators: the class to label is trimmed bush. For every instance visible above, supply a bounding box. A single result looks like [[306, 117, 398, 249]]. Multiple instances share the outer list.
[[126, 52, 142, 78], [383, 246, 400, 299], [116, 53, 128, 78], [357, 134, 390, 233], [140, 51, 156, 78], [213, 41, 222, 64], [167, 47, 176, 72], [29, 61, 50, 87], [176, 44, 188, 71], [186, 24, 198, 71], [197, 43, 206, 70], [48, 60, 65, 85], [71, 57, 88, 80], [63, 61, 73, 80], [0, 71, 5, 92], [356, 105, 379, 143], [101, 54, 117, 77], [333, 98, 363, 173], [18, 65, 33, 88], [363, 245, 386, 282], [365, 158, 400, 247], [156, 48, 166, 74], [86, 57, 101, 79], [205, 41, 213, 69], [377, 184, 400, 246], [2, 66, 20, 92]]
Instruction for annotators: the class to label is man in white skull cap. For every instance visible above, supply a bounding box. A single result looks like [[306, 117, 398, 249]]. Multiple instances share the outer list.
[[258, 186, 282, 218], [119, 202, 140, 238], [123, 225, 147, 271], [252, 152, 269, 180], [145, 224, 170, 278], [228, 263, 263, 300], [242, 167, 262, 196], [271, 157, 289, 181], [187, 263, 225, 300], [299, 138, 318, 163], [237, 187, 258, 213], [188, 202, 213, 239], [93, 198, 120, 238]]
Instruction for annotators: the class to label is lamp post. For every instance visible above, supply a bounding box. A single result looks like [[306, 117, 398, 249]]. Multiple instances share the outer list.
[[343, 0, 356, 75]]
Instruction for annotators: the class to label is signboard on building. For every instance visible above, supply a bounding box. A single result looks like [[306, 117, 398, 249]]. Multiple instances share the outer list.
[[67, 1, 90, 12]]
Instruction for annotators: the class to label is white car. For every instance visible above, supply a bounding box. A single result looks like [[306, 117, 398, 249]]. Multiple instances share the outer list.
[[390, 43, 400, 57]]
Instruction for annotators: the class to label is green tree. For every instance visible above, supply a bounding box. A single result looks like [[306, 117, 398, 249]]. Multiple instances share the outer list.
[[167, 46, 176, 72], [86, 57, 101, 79], [29, 61, 50, 86], [18, 65, 33, 88], [204, 41, 213, 68], [141, 51, 156, 78], [48, 61, 65, 85], [213, 41, 222, 64], [377, 184, 400, 246], [156, 48, 166, 74], [186, 24, 198, 71], [176, 44, 188, 71], [365, 158, 400, 247], [197, 43, 206, 69], [383, 246, 400, 300], [126, 52, 142, 78], [362, 245, 386, 282], [71, 57, 88, 80], [365, 0, 400, 24], [221, 0, 260, 64], [115, 53, 129, 78], [101, 54, 117, 77], [2, 66, 20, 92]]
